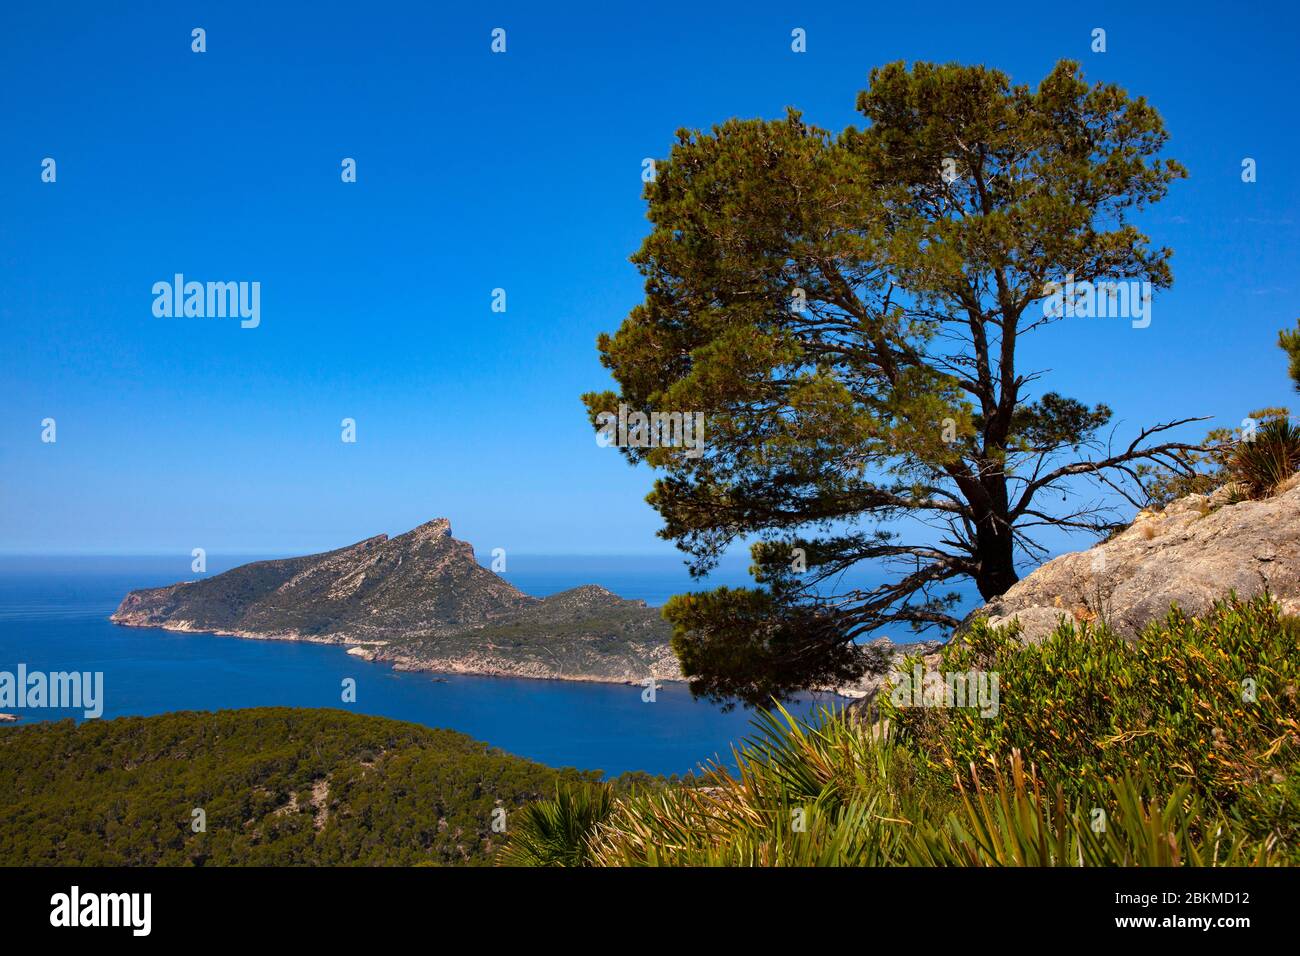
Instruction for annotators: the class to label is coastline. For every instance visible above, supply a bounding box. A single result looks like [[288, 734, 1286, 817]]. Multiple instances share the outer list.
[[108, 615, 686, 688], [108, 615, 893, 699]]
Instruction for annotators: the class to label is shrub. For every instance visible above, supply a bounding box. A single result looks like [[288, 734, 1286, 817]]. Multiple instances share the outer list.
[[907, 753, 1273, 867], [1133, 408, 1292, 508], [888, 595, 1300, 854], [500, 596, 1299, 866], [1229, 417, 1300, 498], [510, 707, 1277, 866], [495, 781, 616, 867]]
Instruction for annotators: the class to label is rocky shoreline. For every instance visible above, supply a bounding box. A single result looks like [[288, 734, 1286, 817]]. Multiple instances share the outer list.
[[109, 614, 685, 686], [111, 612, 938, 696], [109, 518, 685, 686], [110, 579, 938, 698]]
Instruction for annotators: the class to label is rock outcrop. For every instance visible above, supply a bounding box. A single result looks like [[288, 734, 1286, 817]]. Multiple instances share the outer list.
[[112, 519, 681, 683], [974, 480, 1300, 643]]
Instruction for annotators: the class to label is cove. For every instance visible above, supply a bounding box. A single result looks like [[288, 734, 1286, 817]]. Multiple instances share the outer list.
[[0, 557, 840, 777]]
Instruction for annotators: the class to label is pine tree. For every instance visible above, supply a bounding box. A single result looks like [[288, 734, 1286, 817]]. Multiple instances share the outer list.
[[584, 60, 1199, 707], [1280, 320, 1300, 392]]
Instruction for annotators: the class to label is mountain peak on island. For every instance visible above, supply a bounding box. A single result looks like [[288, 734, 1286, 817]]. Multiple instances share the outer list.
[[335, 518, 454, 551], [111, 519, 681, 683], [382, 516, 470, 562], [397, 517, 453, 540]]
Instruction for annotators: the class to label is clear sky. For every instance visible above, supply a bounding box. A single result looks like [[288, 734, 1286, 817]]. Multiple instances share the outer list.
[[2, 1, 1298, 556]]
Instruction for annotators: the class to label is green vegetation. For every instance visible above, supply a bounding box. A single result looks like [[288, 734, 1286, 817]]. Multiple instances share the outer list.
[[1281, 318, 1300, 392], [0, 708, 600, 866], [399, 586, 674, 679], [7, 599, 1295, 868], [1229, 418, 1300, 499], [583, 58, 1198, 709], [504, 597, 1298, 866], [495, 782, 617, 867], [1136, 409, 1299, 508], [890, 596, 1300, 843]]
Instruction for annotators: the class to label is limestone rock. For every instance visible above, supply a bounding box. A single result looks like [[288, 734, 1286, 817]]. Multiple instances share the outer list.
[[970, 482, 1300, 643]]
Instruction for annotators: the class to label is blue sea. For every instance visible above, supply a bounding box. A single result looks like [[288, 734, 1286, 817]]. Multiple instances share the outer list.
[[0, 554, 975, 776]]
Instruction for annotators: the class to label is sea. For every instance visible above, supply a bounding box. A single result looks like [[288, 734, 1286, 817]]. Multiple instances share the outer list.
[[0, 554, 978, 776]]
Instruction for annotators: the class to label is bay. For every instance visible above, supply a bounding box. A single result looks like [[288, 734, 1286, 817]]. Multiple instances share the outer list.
[[0, 554, 958, 776]]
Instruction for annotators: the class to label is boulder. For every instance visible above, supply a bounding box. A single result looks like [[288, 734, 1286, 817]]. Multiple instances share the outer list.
[[971, 480, 1300, 643]]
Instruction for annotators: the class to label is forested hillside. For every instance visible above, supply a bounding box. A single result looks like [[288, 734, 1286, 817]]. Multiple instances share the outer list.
[[0, 708, 598, 866]]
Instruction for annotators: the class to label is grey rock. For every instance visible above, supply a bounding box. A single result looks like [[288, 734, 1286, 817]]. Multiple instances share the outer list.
[[969, 480, 1300, 643]]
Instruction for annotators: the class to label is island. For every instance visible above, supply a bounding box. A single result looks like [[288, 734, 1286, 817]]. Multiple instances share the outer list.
[[112, 518, 682, 684]]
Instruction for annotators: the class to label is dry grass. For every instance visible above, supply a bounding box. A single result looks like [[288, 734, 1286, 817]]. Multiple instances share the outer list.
[[1277, 472, 1300, 496]]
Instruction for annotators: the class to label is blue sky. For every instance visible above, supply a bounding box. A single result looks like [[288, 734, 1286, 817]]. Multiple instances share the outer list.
[[1, 1, 1298, 557]]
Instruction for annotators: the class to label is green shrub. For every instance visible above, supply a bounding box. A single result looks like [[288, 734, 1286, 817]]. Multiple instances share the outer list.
[[889, 615, 1134, 788], [498, 595, 1298, 866], [1229, 417, 1300, 498], [515, 705, 1278, 866], [888, 595, 1300, 854], [579, 705, 947, 866], [495, 782, 615, 867], [1133, 409, 1295, 508], [907, 753, 1273, 867]]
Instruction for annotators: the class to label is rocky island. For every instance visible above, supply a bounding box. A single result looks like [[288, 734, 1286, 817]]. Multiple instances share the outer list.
[[111, 519, 682, 684]]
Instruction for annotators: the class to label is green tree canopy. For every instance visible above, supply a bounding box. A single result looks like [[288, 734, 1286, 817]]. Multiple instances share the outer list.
[[1280, 319, 1300, 392], [584, 60, 1199, 708]]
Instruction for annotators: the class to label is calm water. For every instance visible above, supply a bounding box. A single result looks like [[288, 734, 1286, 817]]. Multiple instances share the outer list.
[[0, 554, 975, 776], [0, 556, 810, 775]]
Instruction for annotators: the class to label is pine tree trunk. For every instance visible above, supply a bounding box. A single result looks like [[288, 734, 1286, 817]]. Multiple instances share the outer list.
[[973, 478, 1019, 600], [974, 532, 1019, 600]]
